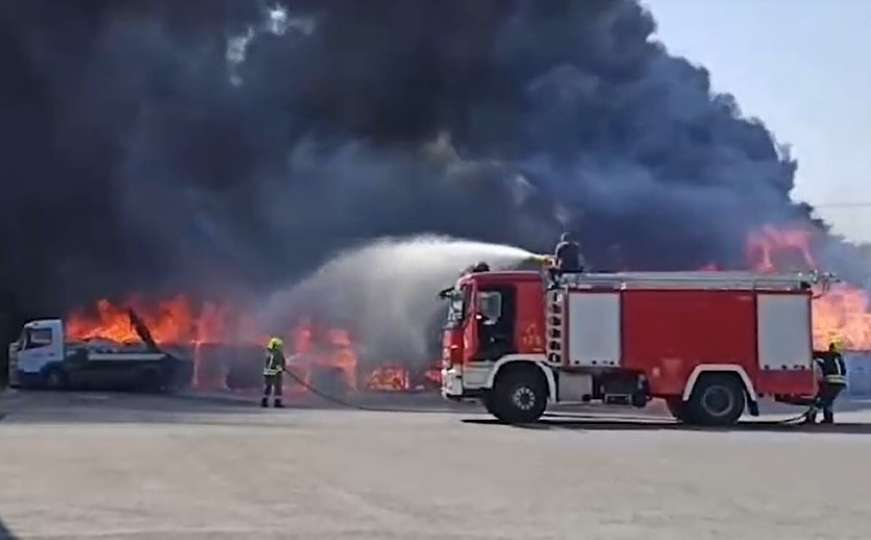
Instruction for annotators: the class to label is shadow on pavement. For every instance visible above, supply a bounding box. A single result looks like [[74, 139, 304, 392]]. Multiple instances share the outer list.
[[0, 516, 17, 539], [463, 416, 871, 435], [0, 389, 470, 426]]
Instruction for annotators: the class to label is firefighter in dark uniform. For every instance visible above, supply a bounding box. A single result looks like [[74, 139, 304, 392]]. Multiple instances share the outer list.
[[261, 337, 286, 408], [805, 339, 848, 424], [547, 232, 585, 288], [554, 232, 584, 272]]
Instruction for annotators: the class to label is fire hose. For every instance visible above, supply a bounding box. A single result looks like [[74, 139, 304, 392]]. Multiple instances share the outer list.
[[776, 406, 816, 425], [278, 367, 821, 425], [278, 367, 448, 413]]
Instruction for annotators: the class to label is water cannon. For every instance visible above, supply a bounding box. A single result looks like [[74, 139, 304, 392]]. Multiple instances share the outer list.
[[516, 254, 554, 270]]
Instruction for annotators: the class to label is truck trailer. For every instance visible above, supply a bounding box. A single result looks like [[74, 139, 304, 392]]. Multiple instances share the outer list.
[[8, 318, 192, 391], [441, 269, 822, 425]]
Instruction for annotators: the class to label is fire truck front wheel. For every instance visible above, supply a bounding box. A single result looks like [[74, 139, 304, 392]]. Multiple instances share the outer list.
[[490, 368, 548, 423], [687, 374, 746, 426], [482, 393, 503, 418]]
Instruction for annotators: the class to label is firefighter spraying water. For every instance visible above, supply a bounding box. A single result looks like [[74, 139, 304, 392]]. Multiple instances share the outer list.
[[256, 236, 540, 378], [261, 337, 287, 408]]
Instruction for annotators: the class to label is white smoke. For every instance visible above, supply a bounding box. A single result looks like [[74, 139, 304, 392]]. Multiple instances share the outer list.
[[257, 235, 536, 367]]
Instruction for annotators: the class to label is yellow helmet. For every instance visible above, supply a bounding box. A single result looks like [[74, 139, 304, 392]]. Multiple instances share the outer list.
[[830, 339, 845, 353], [267, 337, 284, 351]]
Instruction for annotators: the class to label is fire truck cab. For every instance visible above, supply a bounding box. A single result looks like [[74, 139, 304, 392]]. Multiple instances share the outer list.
[[441, 270, 819, 425]]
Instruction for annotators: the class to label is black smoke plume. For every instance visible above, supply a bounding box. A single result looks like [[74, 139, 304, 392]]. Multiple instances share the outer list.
[[0, 0, 861, 325]]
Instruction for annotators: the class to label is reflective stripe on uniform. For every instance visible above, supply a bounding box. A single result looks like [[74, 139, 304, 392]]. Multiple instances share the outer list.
[[825, 374, 846, 384]]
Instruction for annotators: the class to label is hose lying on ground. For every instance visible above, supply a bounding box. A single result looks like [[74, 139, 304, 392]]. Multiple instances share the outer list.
[[280, 369, 821, 425], [278, 368, 449, 413]]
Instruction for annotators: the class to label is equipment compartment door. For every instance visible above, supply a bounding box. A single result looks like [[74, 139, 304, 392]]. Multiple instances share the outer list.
[[757, 294, 812, 371], [566, 292, 621, 367]]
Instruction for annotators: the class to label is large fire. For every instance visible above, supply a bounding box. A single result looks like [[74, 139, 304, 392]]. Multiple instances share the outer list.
[[63, 224, 871, 393], [746, 225, 871, 350], [290, 320, 359, 392], [66, 298, 368, 391], [65, 295, 257, 346], [747, 226, 817, 272]]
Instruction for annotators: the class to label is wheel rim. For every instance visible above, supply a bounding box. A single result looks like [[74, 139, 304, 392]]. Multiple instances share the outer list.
[[512, 386, 536, 411], [701, 385, 734, 417]]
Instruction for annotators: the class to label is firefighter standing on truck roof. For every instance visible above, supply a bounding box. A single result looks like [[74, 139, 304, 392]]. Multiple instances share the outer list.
[[805, 340, 848, 424], [554, 232, 584, 272], [262, 337, 286, 408], [548, 232, 585, 288]]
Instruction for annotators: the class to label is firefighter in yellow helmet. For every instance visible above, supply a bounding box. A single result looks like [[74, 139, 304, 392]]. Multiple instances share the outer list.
[[261, 337, 287, 408], [805, 339, 848, 424]]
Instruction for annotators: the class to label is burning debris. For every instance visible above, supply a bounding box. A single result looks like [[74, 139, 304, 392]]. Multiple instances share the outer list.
[[63, 294, 439, 394], [365, 364, 442, 392], [366, 366, 410, 392]]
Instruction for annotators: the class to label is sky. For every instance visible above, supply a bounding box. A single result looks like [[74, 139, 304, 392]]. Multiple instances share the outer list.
[[646, 0, 871, 244]]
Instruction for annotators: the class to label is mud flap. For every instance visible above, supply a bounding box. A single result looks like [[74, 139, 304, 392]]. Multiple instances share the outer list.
[[747, 400, 759, 416]]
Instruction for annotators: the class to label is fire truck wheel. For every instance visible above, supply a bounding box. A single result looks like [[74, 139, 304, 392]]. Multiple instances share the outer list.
[[687, 375, 746, 426], [491, 370, 547, 423], [482, 392, 504, 419], [665, 398, 695, 423]]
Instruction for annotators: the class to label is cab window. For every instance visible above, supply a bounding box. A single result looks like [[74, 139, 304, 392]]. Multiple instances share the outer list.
[[24, 328, 53, 350], [473, 285, 517, 361], [477, 291, 503, 325], [445, 284, 472, 328]]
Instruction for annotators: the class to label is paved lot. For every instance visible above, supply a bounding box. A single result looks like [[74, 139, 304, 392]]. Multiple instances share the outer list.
[[1, 390, 871, 539]]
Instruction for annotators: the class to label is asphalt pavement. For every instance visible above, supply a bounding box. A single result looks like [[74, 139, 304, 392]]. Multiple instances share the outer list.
[[1, 389, 871, 539]]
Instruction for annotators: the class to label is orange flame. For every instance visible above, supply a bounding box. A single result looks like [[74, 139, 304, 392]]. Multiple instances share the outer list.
[[66, 295, 197, 344], [66, 298, 369, 390], [747, 226, 816, 273], [746, 225, 871, 350], [813, 285, 871, 351], [366, 365, 410, 391], [287, 320, 359, 391]]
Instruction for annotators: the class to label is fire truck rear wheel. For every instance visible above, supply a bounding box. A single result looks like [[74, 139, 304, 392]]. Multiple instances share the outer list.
[[687, 374, 746, 426], [491, 369, 547, 423]]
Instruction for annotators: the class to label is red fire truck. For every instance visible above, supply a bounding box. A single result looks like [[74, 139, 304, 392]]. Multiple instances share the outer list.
[[440, 270, 821, 425]]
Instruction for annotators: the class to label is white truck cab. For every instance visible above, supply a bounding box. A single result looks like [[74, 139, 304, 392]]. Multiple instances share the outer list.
[[10, 319, 66, 387], [9, 318, 192, 391]]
